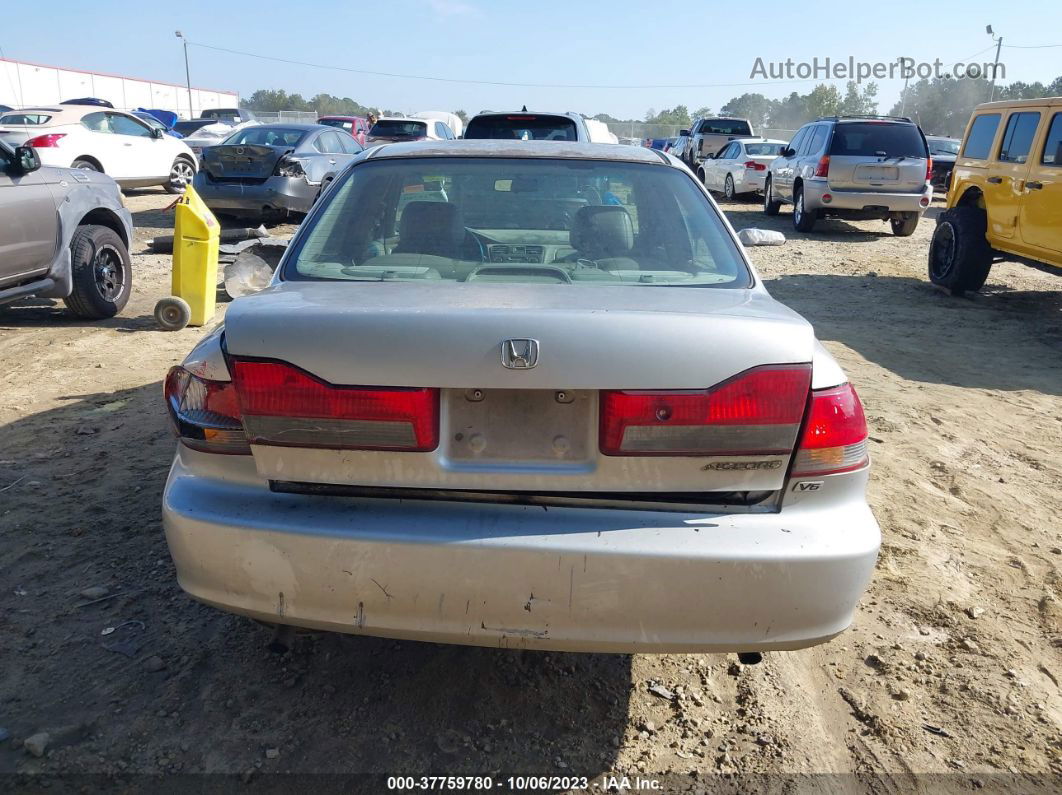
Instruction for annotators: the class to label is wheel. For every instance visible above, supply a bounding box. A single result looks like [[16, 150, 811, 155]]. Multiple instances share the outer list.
[[71, 159, 99, 172], [763, 177, 781, 216], [696, 167, 707, 185], [928, 206, 992, 295], [154, 296, 192, 331], [792, 186, 816, 232], [165, 158, 196, 194], [724, 174, 736, 200], [891, 213, 919, 237], [62, 225, 131, 319]]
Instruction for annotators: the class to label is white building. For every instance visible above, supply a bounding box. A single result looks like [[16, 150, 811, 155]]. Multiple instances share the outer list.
[[0, 57, 238, 119]]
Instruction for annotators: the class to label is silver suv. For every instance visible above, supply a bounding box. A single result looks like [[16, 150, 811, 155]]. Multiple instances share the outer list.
[[763, 116, 933, 236], [0, 139, 133, 318]]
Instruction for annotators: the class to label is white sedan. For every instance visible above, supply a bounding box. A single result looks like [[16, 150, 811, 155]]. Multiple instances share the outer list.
[[0, 106, 197, 193], [699, 138, 787, 199]]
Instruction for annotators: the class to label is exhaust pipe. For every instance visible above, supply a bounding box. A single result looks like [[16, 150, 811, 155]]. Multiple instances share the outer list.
[[268, 624, 295, 654]]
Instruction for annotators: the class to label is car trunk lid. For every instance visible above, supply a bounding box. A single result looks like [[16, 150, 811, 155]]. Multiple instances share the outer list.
[[202, 144, 287, 181], [222, 282, 816, 497], [826, 122, 929, 193]]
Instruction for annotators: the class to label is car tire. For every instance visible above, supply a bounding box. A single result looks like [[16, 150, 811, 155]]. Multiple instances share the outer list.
[[62, 225, 131, 319], [891, 213, 919, 237], [724, 174, 736, 200], [165, 157, 196, 194], [792, 186, 816, 232], [763, 177, 781, 216], [928, 206, 992, 296], [71, 159, 100, 172]]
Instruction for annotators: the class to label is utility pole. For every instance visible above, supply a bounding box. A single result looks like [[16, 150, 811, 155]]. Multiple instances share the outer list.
[[175, 31, 193, 119], [986, 25, 1003, 102]]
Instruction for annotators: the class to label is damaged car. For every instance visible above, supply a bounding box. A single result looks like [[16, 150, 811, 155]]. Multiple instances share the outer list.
[[162, 140, 880, 656], [191, 123, 363, 220]]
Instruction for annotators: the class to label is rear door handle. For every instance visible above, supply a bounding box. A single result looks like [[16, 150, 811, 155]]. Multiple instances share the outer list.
[[987, 176, 1003, 184], [1026, 181, 1043, 190]]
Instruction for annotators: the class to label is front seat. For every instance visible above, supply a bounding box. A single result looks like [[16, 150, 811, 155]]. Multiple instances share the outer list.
[[569, 205, 638, 269], [395, 201, 465, 259]]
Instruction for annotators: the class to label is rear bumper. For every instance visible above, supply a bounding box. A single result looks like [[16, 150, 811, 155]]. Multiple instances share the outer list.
[[192, 174, 316, 215], [733, 170, 767, 194], [803, 180, 932, 214], [162, 448, 880, 653]]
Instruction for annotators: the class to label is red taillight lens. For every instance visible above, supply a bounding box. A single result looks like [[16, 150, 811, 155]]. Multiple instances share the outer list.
[[814, 155, 830, 178], [744, 160, 766, 171], [600, 364, 811, 456], [164, 367, 250, 455], [926, 157, 933, 183], [26, 133, 66, 148], [791, 383, 868, 476], [230, 359, 438, 451]]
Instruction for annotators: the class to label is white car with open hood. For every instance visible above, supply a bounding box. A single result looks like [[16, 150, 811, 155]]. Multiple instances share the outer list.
[[162, 140, 879, 655]]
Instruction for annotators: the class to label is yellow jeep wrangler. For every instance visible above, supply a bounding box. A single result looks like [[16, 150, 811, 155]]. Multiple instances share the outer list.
[[929, 97, 1062, 295]]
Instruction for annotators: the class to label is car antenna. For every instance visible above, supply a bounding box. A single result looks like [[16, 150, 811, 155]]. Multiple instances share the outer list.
[[521, 105, 527, 112]]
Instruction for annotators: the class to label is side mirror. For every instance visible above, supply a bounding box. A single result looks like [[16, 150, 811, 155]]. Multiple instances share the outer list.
[[14, 145, 41, 173], [780, 147, 794, 157], [151, 127, 164, 139], [679, 129, 690, 137]]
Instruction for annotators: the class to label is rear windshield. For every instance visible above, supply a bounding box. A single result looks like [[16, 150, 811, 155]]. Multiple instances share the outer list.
[[744, 142, 784, 156], [284, 158, 750, 288], [0, 113, 52, 125], [371, 120, 427, 137], [465, 115, 578, 141], [222, 127, 306, 147], [701, 120, 752, 135], [320, 118, 354, 132], [830, 123, 926, 158]]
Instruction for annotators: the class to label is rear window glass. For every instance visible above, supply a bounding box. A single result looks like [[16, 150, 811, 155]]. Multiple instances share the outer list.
[[465, 115, 578, 141], [0, 113, 52, 125], [829, 122, 926, 158], [744, 143, 784, 156], [928, 139, 960, 156], [701, 120, 752, 135], [371, 120, 427, 137], [962, 114, 1001, 160], [285, 158, 750, 289], [320, 118, 354, 132], [223, 127, 306, 147]]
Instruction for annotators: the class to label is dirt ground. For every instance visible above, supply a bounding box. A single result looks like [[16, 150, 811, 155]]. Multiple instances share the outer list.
[[1, 186, 1060, 792]]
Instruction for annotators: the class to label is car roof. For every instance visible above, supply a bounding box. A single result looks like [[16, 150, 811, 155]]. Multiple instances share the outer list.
[[975, 96, 1062, 110], [377, 117, 426, 123], [471, 111, 579, 118], [364, 139, 669, 164], [319, 115, 365, 120]]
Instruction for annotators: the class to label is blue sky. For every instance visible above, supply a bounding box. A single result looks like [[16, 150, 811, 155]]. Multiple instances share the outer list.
[[4, 0, 1060, 118]]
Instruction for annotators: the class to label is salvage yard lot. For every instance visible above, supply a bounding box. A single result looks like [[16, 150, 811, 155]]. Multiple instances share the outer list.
[[1, 188, 1060, 785]]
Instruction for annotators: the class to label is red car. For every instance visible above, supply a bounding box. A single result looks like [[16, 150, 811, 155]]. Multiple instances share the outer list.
[[317, 115, 371, 147]]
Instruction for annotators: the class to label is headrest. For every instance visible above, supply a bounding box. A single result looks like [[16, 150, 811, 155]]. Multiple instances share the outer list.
[[398, 202, 464, 253], [570, 205, 635, 257]]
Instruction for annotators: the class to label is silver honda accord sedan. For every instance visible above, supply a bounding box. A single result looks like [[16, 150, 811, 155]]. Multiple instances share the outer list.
[[162, 140, 879, 654]]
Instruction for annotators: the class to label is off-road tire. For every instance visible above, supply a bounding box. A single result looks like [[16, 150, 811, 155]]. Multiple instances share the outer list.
[[63, 225, 131, 319], [928, 206, 993, 296]]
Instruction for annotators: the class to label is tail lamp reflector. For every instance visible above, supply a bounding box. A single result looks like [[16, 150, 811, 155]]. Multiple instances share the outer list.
[[791, 383, 869, 476], [230, 359, 438, 451], [599, 364, 812, 456], [814, 155, 831, 178], [164, 367, 250, 455]]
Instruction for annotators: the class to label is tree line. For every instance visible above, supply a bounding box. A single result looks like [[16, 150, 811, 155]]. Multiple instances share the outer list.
[[242, 75, 1062, 139]]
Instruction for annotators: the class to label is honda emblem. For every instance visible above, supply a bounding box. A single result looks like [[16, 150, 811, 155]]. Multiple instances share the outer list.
[[501, 338, 539, 370]]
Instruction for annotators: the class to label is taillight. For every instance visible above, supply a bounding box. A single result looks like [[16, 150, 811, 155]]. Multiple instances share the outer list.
[[164, 367, 250, 455], [813, 155, 830, 178], [743, 160, 766, 171], [26, 133, 66, 148], [926, 157, 933, 183], [230, 359, 439, 452], [791, 383, 868, 476], [600, 364, 811, 456], [274, 156, 305, 177]]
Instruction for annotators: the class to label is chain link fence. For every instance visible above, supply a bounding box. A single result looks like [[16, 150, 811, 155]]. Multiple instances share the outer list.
[[610, 122, 798, 146], [250, 111, 319, 124]]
